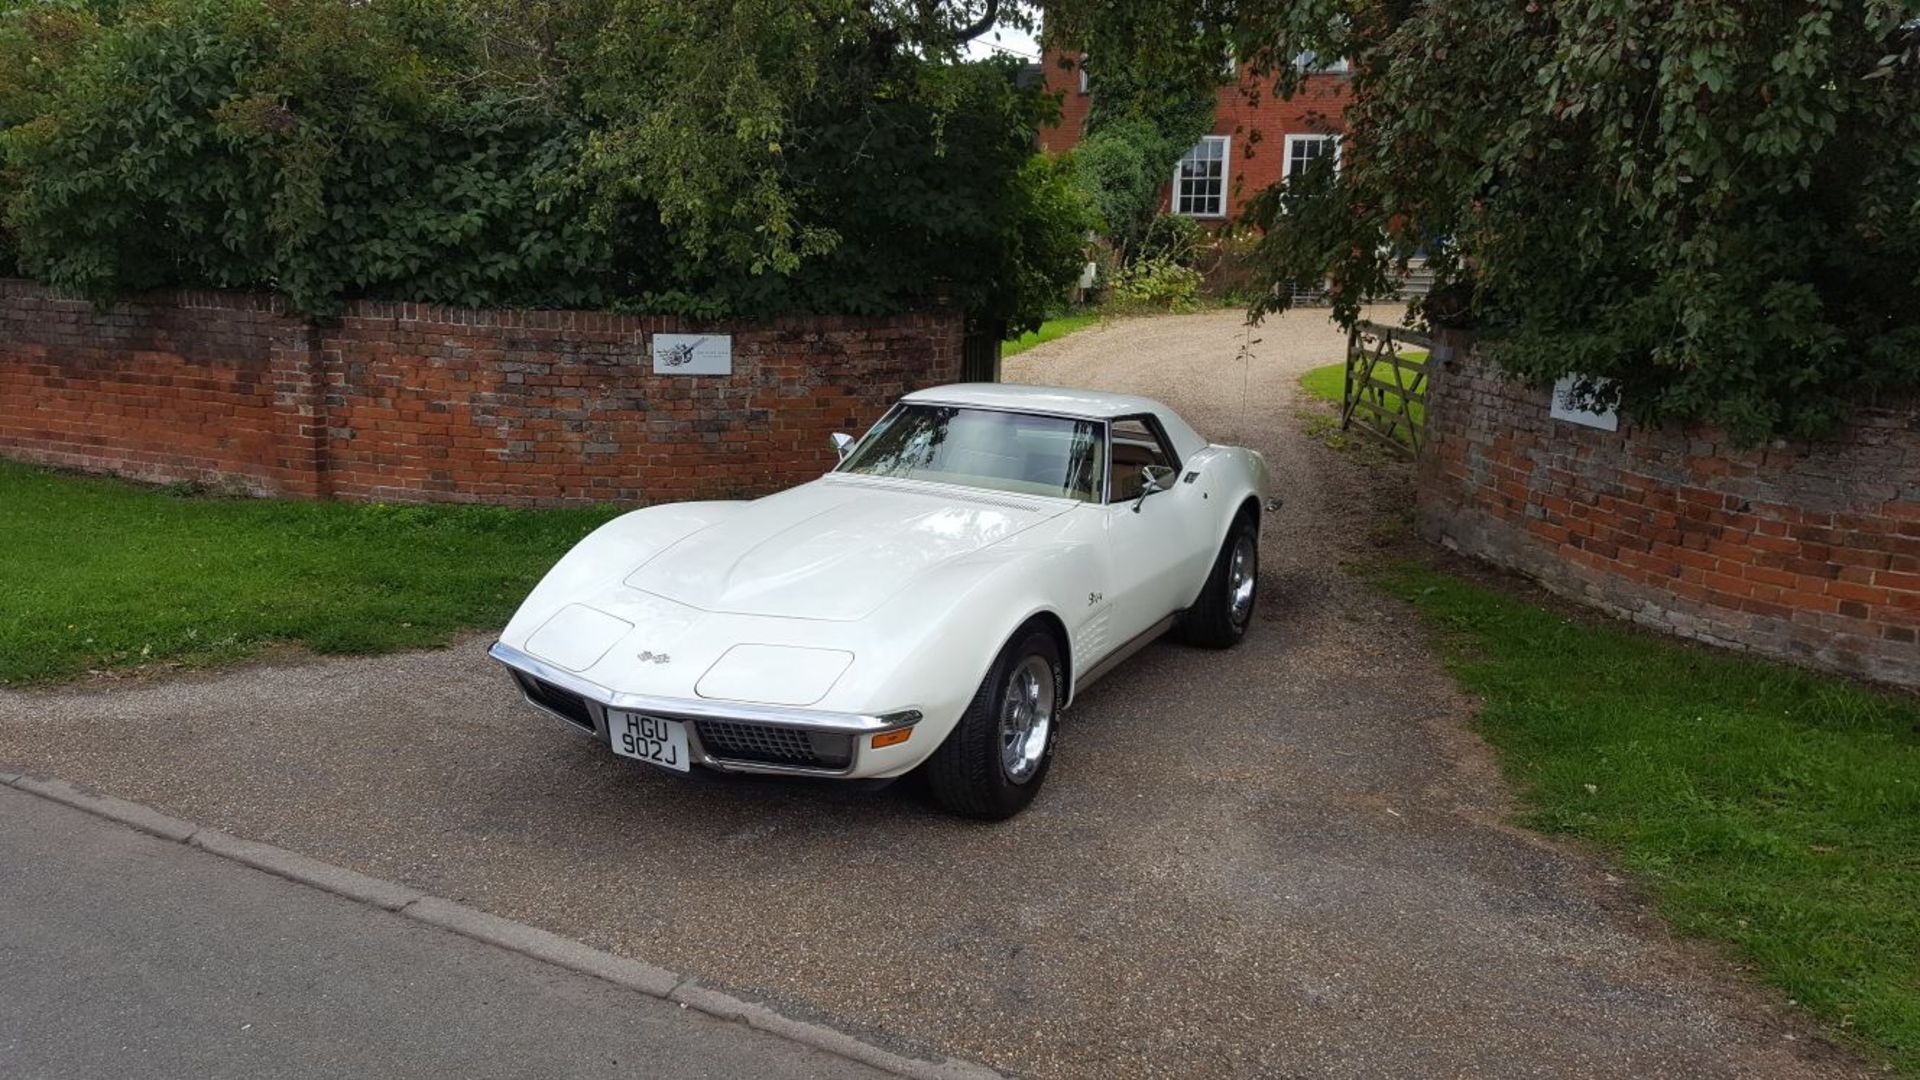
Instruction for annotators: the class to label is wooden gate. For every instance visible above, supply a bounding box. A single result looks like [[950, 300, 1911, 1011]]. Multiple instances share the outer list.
[[1342, 321, 1432, 455]]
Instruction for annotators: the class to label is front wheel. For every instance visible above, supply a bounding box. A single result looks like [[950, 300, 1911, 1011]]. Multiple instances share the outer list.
[[1176, 514, 1258, 648], [924, 625, 1062, 820]]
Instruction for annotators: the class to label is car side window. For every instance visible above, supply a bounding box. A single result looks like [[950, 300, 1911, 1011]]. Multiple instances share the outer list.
[[1107, 417, 1177, 503]]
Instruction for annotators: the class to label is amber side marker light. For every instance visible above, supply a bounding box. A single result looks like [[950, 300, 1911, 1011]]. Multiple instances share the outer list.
[[871, 728, 912, 750]]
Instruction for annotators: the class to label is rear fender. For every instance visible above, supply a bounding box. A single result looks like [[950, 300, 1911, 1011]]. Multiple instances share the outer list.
[[1186, 444, 1271, 551]]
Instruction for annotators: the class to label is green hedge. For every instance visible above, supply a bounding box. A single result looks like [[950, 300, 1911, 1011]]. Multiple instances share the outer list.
[[0, 0, 1088, 330]]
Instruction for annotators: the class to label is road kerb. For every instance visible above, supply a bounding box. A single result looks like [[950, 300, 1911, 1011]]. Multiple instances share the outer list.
[[671, 982, 1003, 1080], [189, 828, 425, 912], [741, 1005, 1006, 1080], [4, 771, 1001, 1080], [8, 774, 197, 843], [405, 896, 680, 998], [670, 979, 753, 1020]]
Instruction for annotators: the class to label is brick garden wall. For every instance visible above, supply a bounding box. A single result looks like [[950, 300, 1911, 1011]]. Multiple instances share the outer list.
[[0, 279, 963, 506], [1419, 347, 1920, 687]]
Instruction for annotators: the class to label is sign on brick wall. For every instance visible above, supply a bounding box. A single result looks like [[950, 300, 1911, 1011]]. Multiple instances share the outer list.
[[652, 334, 732, 376], [1550, 374, 1619, 431]]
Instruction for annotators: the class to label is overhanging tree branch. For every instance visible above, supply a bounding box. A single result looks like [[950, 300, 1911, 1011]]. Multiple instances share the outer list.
[[952, 0, 1000, 44]]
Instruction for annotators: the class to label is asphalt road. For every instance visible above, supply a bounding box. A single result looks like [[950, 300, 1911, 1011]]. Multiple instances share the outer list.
[[0, 785, 887, 1080], [0, 308, 1865, 1077]]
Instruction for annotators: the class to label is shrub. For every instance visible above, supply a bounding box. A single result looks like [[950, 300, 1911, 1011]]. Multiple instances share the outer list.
[[0, 0, 102, 276], [0, 0, 1088, 327], [1108, 253, 1201, 311], [1135, 213, 1205, 268], [3, 0, 614, 313], [1071, 119, 1173, 259]]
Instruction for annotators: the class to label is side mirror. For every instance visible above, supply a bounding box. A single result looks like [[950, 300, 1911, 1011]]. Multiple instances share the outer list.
[[830, 432, 855, 461], [1132, 464, 1175, 513]]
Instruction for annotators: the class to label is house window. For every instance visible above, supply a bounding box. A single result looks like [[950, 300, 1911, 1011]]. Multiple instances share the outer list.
[[1283, 134, 1340, 179], [1077, 54, 1089, 94], [1172, 136, 1230, 218]]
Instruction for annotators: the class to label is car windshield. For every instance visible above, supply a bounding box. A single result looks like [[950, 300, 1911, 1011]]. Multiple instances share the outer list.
[[838, 404, 1105, 502]]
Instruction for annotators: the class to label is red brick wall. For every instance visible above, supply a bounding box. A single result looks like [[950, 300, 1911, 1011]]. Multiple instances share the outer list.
[[1419, 344, 1920, 688], [0, 280, 963, 506], [0, 281, 308, 494], [1036, 52, 1351, 218]]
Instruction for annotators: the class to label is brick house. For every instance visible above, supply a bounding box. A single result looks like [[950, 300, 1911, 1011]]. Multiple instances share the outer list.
[[1034, 52, 1353, 221]]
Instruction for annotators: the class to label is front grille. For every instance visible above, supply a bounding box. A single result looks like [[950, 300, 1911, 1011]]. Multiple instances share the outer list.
[[697, 721, 853, 770], [516, 673, 596, 733]]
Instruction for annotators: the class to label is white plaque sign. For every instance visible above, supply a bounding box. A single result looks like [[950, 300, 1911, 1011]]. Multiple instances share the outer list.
[[652, 333, 732, 376], [1550, 374, 1619, 431]]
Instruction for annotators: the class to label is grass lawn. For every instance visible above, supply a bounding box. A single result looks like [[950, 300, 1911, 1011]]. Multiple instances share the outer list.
[[1300, 348, 1428, 445], [1374, 561, 1920, 1073], [1002, 313, 1100, 357], [0, 461, 621, 685]]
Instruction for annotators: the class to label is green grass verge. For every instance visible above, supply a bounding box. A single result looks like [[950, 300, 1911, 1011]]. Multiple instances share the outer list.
[[1300, 349, 1428, 445], [1002, 313, 1100, 357], [1373, 561, 1920, 1073], [0, 461, 621, 685]]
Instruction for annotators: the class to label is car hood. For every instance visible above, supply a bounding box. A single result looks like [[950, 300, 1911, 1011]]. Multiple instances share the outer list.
[[623, 477, 1070, 622]]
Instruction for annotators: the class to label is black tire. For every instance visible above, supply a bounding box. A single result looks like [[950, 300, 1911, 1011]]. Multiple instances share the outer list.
[[1176, 512, 1259, 648], [924, 625, 1063, 820]]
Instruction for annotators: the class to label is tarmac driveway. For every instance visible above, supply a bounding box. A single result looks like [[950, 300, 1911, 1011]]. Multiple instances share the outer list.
[[0, 309, 1861, 1078]]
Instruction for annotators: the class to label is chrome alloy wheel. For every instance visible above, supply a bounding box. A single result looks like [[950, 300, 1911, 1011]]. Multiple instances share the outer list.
[[1228, 532, 1257, 627], [998, 655, 1056, 784]]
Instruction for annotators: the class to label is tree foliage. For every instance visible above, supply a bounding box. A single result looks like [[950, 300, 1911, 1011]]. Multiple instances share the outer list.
[[0, 0, 1089, 330], [0, 0, 104, 274], [1063, 29, 1216, 259], [3, 0, 613, 310], [1050, 0, 1920, 440]]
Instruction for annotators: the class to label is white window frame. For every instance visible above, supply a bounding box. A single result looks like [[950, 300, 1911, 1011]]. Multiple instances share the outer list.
[[1282, 133, 1342, 180], [1077, 54, 1089, 94], [1171, 135, 1231, 219]]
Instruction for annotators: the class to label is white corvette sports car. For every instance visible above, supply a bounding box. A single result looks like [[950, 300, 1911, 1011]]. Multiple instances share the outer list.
[[490, 383, 1272, 818]]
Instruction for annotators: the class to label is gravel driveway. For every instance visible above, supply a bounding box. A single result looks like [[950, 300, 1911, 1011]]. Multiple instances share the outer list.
[[0, 308, 1861, 1078]]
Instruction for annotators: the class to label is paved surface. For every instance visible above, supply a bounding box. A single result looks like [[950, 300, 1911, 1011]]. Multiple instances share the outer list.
[[0, 308, 1863, 1078], [0, 785, 889, 1080]]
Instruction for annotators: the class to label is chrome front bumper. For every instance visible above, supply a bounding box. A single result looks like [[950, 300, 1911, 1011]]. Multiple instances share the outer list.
[[487, 641, 920, 777]]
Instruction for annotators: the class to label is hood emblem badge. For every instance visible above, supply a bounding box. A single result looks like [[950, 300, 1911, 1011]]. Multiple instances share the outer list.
[[637, 651, 672, 665]]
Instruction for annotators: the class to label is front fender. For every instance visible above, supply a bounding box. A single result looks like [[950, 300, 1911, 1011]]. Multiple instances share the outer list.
[[824, 541, 1096, 748], [500, 501, 746, 646]]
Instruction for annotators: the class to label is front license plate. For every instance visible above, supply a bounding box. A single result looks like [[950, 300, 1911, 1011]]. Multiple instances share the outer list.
[[609, 712, 690, 773]]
